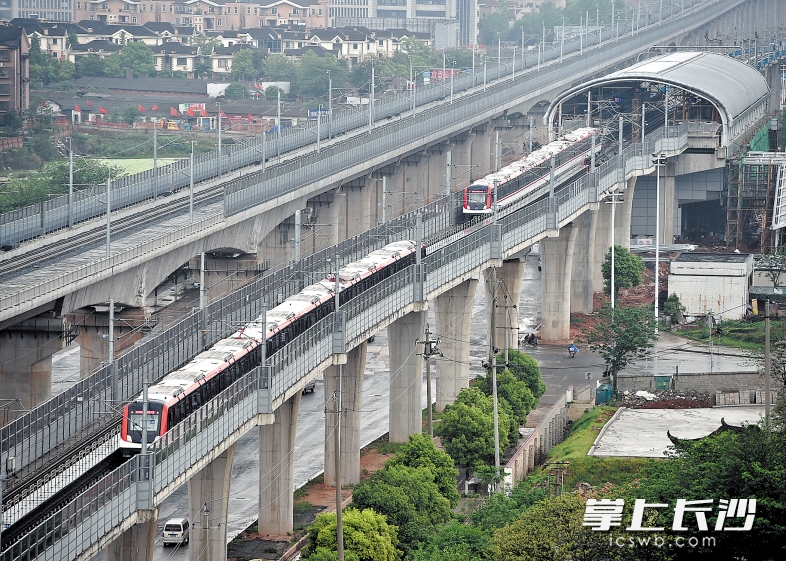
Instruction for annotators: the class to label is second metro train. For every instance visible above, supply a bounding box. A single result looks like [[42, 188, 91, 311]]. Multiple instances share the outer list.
[[463, 127, 600, 215]]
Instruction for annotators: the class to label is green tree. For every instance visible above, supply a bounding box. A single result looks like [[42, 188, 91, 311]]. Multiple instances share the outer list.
[[475, 369, 536, 426], [223, 82, 249, 99], [75, 55, 106, 78], [44, 159, 124, 192], [478, 9, 511, 46], [230, 48, 258, 80], [468, 492, 522, 533], [602, 244, 646, 298], [118, 105, 141, 125], [581, 304, 658, 388], [29, 35, 75, 85], [265, 85, 286, 100], [67, 29, 79, 48], [385, 433, 460, 508], [662, 293, 686, 325], [434, 387, 511, 474], [349, 55, 405, 88], [760, 247, 786, 288], [412, 522, 490, 561], [103, 41, 155, 78], [351, 464, 452, 552], [295, 51, 349, 98], [301, 508, 399, 561], [490, 494, 619, 561], [391, 38, 441, 70], [263, 53, 296, 81], [634, 415, 786, 559], [494, 348, 546, 400]]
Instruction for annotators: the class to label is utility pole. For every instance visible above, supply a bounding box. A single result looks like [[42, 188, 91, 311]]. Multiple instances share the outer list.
[[189, 141, 194, 223], [419, 324, 441, 438], [199, 252, 205, 310], [499, 294, 517, 364], [495, 130, 500, 172], [106, 169, 111, 257], [108, 297, 115, 365], [141, 380, 149, 455], [294, 209, 301, 262], [217, 102, 222, 177], [708, 311, 714, 372], [202, 504, 210, 556], [68, 137, 74, 228], [317, 104, 322, 153], [328, 70, 333, 140], [369, 63, 374, 135], [334, 369, 344, 560], [445, 150, 451, 198], [381, 176, 387, 224], [765, 300, 771, 422], [153, 121, 158, 199], [489, 267, 500, 492], [277, 88, 282, 157]]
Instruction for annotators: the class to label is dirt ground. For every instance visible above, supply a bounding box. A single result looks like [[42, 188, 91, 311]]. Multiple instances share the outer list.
[[227, 443, 394, 561], [569, 262, 670, 341]]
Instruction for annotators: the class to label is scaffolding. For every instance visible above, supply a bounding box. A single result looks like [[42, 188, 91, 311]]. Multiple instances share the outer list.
[[727, 152, 786, 251]]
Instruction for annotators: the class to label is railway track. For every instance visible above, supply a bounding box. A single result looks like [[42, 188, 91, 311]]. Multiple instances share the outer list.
[[0, 184, 225, 280], [0, 450, 127, 552]]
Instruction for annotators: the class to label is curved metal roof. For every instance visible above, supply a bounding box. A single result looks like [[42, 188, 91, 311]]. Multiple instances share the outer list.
[[606, 52, 767, 121], [546, 52, 769, 144]]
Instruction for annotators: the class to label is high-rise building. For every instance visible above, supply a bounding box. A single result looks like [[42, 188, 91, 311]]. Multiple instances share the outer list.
[[14, 0, 74, 22]]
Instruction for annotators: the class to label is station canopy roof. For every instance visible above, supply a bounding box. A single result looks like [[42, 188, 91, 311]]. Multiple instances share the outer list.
[[546, 52, 770, 143]]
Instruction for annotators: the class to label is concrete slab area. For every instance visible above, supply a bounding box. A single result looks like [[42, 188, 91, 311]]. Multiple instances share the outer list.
[[590, 406, 767, 458]]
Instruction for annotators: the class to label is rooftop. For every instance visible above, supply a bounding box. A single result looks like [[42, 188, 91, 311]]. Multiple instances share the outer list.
[[673, 252, 752, 263]]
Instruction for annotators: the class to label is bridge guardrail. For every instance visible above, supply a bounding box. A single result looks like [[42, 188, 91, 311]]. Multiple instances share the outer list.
[[0, 75, 729, 561], [0, 0, 713, 249], [0, 0, 721, 314], [3, 0, 740, 520]]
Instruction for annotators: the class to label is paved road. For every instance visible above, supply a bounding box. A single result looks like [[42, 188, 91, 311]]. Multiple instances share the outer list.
[[55, 256, 749, 560]]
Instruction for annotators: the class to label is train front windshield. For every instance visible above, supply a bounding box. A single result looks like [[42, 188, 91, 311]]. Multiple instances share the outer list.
[[127, 402, 164, 443], [466, 188, 488, 210]]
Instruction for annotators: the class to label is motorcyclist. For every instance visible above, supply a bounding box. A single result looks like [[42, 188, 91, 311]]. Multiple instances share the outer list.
[[568, 343, 579, 357]]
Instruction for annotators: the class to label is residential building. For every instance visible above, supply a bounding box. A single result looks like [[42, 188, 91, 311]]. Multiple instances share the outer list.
[[153, 40, 199, 75], [66, 38, 122, 61], [0, 26, 30, 117], [74, 0, 331, 32], [15, 0, 73, 22], [210, 42, 253, 75], [11, 19, 80, 60]]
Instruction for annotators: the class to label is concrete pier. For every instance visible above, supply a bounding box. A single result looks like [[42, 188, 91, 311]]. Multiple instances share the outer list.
[[188, 445, 236, 561], [258, 392, 301, 536], [106, 508, 158, 561], [324, 342, 367, 486], [434, 278, 478, 412], [388, 310, 426, 442]]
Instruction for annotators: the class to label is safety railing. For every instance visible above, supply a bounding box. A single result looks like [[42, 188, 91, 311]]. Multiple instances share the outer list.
[[0, 0, 715, 251]]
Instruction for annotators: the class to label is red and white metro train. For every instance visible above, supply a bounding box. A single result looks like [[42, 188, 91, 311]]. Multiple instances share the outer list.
[[463, 127, 600, 215], [120, 240, 421, 452]]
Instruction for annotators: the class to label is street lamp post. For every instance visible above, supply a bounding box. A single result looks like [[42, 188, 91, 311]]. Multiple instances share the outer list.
[[327, 70, 332, 140], [652, 153, 667, 331]]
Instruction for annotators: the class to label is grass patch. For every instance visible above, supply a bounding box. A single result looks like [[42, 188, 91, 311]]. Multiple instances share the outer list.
[[541, 406, 656, 489], [674, 318, 786, 351], [102, 157, 182, 175], [294, 501, 313, 512], [361, 433, 405, 455], [293, 474, 323, 500]]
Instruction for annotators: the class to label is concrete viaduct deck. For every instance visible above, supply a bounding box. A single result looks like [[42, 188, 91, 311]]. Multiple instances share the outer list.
[[0, 0, 756, 329]]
